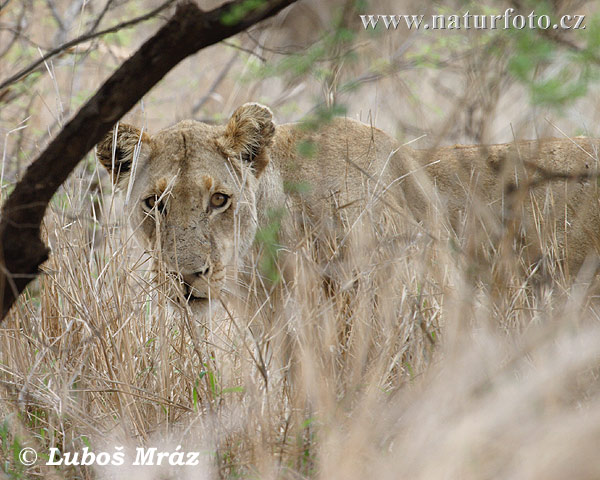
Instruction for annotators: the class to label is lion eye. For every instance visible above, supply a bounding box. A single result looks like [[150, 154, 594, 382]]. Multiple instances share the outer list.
[[144, 195, 167, 214], [144, 196, 156, 209], [210, 193, 229, 209]]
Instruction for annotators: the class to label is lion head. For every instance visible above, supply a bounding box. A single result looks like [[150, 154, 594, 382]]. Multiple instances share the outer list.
[[96, 103, 277, 307]]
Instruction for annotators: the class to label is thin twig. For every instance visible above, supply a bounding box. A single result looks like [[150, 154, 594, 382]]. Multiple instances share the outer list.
[[192, 52, 239, 115], [0, 0, 177, 93], [222, 39, 266, 61], [86, 0, 117, 34], [45, 0, 66, 32], [0, 2, 26, 60]]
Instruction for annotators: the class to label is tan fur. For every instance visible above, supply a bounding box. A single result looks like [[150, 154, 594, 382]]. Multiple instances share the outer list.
[[96, 103, 600, 308], [156, 177, 168, 192], [202, 175, 213, 191], [414, 139, 600, 272]]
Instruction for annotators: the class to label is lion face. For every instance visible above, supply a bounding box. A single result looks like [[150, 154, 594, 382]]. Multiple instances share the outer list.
[[96, 104, 276, 307]]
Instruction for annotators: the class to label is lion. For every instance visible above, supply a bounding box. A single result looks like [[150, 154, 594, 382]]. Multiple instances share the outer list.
[[96, 103, 600, 309]]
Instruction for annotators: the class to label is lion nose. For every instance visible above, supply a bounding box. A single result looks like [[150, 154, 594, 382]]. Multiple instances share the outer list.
[[194, 263, 211, 279], [177, 263, 212, 288]]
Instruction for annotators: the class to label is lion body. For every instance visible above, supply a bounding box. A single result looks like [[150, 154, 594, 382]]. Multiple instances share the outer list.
[[419, 139, 600, 271], [96, 104, 600, 307]]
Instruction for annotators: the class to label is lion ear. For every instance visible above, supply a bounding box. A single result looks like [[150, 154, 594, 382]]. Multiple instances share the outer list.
[[96, 123, 151, 187], [217, 103, 275, 176]]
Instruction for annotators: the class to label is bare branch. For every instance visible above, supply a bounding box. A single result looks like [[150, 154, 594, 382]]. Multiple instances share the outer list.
[[86, 0, 118, 34], [191, 52, 238, 115], [0, 0, 177, 93], [0, 1, 27, 60], [45, 0, 67, 33]]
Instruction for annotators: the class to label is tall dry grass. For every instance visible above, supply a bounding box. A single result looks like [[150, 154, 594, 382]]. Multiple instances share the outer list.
[[2, 0, 600, 478], [1, 141, 600, 479]]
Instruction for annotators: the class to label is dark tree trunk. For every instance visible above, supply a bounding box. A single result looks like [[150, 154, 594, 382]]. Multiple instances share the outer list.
[[0, 0, 297, 320]]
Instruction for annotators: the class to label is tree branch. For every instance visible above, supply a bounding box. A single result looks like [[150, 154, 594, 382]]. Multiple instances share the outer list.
[[0, 0, 177, 93], [0, 0, 298, 320]]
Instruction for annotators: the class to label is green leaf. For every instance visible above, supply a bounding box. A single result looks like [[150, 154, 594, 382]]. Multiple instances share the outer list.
[[221, 0, 266, 26]]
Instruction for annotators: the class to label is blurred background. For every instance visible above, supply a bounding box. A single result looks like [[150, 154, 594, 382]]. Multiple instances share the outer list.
[[2, 0, 599, 167]]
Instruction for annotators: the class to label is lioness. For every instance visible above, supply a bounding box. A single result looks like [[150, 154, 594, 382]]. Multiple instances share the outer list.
[[96, 103, 600, 309]]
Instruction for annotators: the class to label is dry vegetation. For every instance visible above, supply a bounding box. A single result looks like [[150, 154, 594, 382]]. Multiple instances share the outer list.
[[1, 0, 600, 479]]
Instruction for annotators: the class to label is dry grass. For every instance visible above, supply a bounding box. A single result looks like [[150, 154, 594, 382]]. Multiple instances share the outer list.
[[2, 0, 600, 479], [2, 147, 600, 479]]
